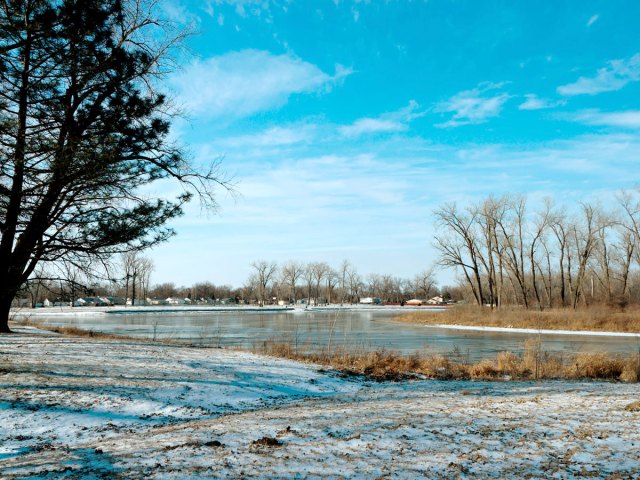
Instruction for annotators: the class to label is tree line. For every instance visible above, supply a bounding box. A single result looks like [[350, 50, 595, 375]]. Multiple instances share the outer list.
[[434, 191, 640, 309], [16, 256, 440, 307], [244, 260, 439, 306]]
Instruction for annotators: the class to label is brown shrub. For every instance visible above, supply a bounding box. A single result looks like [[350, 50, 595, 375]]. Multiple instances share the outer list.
[[469, 360, 500, 380], [625, 400, 640, 412], [565, 353, 625, 380], [496, 351, 524, 377], [620, 355, 640, 383]]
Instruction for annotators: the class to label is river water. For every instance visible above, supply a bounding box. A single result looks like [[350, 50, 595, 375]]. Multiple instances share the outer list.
[[24, 307, 640, 362]]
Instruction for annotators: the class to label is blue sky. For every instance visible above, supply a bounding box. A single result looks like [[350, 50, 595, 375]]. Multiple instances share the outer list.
[[149, 0, 640, 287]]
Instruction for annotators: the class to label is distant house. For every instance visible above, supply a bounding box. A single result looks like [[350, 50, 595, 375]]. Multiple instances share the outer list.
[[76, 297, 112, 307], [360, 297, 383, 305], [165, 297, 188, 305], [426, 296, 445, 305]]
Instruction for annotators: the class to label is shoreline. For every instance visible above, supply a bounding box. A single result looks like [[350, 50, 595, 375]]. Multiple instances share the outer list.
[[425, 323, 640, 338]]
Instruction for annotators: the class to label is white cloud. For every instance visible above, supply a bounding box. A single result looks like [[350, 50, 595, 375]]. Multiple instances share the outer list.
[[557, 53, 640, 96], [215, 125, 315, 149], [340, 118, 406, 137], [435, 82, 510, 127], [566, 109, 640, 129], [169, 50, 351, 119], [159, 0, 201, 26], [586, 14, 599, 27], [339, 100, 424, 137], [518, 94, 565, 111]]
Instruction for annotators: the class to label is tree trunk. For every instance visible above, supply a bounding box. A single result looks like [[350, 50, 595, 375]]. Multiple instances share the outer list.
[[0, 292, 14, 333]]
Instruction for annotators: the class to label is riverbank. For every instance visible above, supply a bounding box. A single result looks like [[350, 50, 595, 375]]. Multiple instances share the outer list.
[[395, 304, 640, 333], [1, 328, 640, 478], [256, 339, 640, 382]]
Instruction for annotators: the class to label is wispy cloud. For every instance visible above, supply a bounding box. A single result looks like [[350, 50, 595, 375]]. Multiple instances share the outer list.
[[169, 50, 351, 119], [518, 94, 565, 111], [214, 125, 316, 150], [565, 109, 640, 129], [159, 0, 202, 26], [204, 0, 272, 18], [557, 53, 640, 96], [339, 100, 425, 137], [435, 82, 510, 128], [586, 14, 599, 27], [340, 118, 406, 137]]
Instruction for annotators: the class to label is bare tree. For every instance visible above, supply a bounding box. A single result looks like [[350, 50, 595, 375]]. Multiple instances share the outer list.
[[347, 268, 362, 304], [434, 203, 485, 306], [251, 260, 277, 307], [325, 268, 339, 304], [339, 260, 351, 305], [309, 261, 330, 305], [413, 267, 437, 300], [281, 260, 304, 304]]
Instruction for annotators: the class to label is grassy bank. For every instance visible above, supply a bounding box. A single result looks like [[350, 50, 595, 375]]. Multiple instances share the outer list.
[[255, 339, 640, 383], [394, 305, 640, 333]]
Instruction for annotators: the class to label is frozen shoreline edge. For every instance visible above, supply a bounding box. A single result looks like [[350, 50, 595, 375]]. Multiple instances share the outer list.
[[427, 323, 640, 337]]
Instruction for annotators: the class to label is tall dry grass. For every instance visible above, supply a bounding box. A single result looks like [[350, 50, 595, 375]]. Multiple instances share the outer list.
[[254, 338, 640, 383], [395, 304, 640, 333]]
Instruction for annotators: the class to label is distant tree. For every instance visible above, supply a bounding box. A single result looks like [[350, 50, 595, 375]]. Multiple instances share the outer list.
[[413, 267, 437, 300], [120, 252, 153, 305], [151, 282, 176, 300], [281, 260, 304, 304], [251, 260, 277, 306], [302, 264, 314, 305], [347, 268, 362, 304], [366, 273, 382, 299], [0, 0, 229, 332], [192, 281, 217, 302], [309, 261, 330, 305], [338, 260, 351, 305], [325, 267, 339, 304]]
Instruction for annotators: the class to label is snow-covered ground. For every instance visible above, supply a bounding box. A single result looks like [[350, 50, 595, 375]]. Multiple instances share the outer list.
[[1, 328, 639, 478]]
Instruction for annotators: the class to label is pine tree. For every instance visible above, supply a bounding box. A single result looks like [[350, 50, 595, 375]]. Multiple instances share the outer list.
[[0, 0, 225, 331]]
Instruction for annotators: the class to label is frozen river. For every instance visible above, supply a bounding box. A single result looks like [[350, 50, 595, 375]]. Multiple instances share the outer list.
[[19, 307, 640, 361]]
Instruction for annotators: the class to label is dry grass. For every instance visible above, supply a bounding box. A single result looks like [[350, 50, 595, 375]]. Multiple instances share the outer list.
[[395, 304, 640, 333], [254, 339, 640, 383]]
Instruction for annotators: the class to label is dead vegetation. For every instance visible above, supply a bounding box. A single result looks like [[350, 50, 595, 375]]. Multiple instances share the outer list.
[[394, 305, 640, 333], [625, 401, 640, 412], [254, 338, 640, 383], [251, 437, 282, 447]]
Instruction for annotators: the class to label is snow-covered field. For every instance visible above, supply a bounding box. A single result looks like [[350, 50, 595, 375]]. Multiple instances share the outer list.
[[1, 328, 639, 478]]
